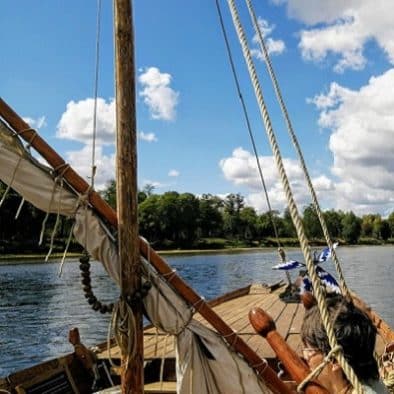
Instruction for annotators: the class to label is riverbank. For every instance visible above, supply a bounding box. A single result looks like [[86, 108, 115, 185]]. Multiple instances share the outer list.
[[1, 241, 393, 263], [0, 247, 284, 263]]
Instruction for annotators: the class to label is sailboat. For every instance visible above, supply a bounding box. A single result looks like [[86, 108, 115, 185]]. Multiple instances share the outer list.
[[0, 1, 393, 393]]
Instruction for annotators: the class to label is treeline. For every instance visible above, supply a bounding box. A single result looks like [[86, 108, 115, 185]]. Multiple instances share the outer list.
[[1, 180, 393, 254]]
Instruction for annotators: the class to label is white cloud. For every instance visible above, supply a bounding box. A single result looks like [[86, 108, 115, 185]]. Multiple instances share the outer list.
[[22, 116, 47, 129], [219, 147, 335, 213], [168, 169, 179, 177], [251, 18, 285, 61], [139, 131, 157, 142], [65, 145, 115, 190], [141, 179, 166, 190], [57, 98, 115, 144], [310, 68, 394, 215], [138, 67, 179, 121], [276, 0, 394, 72]]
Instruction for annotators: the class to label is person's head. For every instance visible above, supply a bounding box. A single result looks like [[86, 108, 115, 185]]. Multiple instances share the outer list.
[[301, 294, 379, 388]]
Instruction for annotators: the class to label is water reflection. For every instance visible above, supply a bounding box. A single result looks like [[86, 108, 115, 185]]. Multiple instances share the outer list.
[[0, 246, 392, 376]]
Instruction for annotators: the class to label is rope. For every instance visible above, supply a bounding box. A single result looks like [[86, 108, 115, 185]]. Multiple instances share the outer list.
[[226, 1, 363, 392], [297, 345, 342, 392], [215, 0, 291, 285], [159, 334, 170, 390], [45, 177, 64, 262], [214, 0, 281, 249], [58, 222, 76, 277], [244, 0, 349, 297], [90, 0, 102, 189], [14, 198, 25, 219], [107, 299, 137, 367]]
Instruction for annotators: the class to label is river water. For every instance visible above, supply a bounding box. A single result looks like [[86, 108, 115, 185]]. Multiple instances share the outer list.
[[0, 245, 393, 377]]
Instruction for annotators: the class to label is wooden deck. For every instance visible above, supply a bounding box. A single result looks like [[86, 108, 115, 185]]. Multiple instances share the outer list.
[[98, 282, 388, 364], [98, 283, 305, 362]]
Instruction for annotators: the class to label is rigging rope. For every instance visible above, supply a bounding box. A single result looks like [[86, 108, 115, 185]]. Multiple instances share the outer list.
[[226, 0, 363, 391], [90, 0, 102, 189], [244, 0, 349, 297], [214, 0, 291, 285], [214, 0, 281, 248]]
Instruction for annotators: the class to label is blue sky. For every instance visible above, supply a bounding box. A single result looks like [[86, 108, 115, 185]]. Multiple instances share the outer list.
[[1, 1, 393, 216]]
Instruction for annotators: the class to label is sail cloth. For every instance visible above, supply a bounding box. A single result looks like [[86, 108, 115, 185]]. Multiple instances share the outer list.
[[0, 120, 77, 215], [0, 121, 272, 394]]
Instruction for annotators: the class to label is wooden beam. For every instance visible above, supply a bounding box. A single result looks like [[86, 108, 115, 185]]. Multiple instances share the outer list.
[[114, 0, 143, 393]]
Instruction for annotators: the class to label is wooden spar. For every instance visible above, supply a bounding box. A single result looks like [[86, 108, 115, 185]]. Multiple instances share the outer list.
[[0, 101, 291, 393], [249, 307, 329, 394], [114, 0, 143, 393]]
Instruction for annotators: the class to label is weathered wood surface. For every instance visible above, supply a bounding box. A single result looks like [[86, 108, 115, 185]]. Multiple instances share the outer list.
[[98, 283, 305, 361], [98, 283, 388, 364]]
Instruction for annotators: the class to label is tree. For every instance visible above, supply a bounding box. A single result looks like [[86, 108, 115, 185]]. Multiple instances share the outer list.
[[138, 194, 161, 243], [223, 193, 244, 238], [341, 212, 362, 244], [388, 211, 394, 238], [101, 179, 116, 208], [177, 193, 200, 246], [323, 209, 343, 239], [157, 191, 180, 244], [143, 183, 155, 196], [198, 194, 223, 238], [282, 208, 296, 237], [361, 214, 373, 237], [302, 204, 323, 239], [380, 220, 391, 241], [239, 207, 259, 240]]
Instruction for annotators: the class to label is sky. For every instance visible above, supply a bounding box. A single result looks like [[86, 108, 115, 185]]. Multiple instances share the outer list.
[[1, 1, 393, 217]]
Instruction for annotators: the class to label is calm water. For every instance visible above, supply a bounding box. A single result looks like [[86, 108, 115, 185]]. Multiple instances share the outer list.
[[0, 246, 393, 377]]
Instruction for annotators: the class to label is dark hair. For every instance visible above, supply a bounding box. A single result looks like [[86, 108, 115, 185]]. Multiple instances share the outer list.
[[301, 294, 379, 382]]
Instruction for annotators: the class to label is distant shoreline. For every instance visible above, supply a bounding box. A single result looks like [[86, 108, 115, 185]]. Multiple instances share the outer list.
[[1, 244, 392, 265]]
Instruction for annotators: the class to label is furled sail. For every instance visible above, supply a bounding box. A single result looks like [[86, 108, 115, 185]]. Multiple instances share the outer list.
[[0, 118, 272, 393]]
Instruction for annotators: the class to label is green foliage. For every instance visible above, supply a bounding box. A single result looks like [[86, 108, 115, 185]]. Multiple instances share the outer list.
[[341, 211, 362, 244], [1, 178, 392, 253], [323, 209, 343, 238], [302, 204, 323, 238], [388, 212, 394, 237], [101, 179, 116, 208]]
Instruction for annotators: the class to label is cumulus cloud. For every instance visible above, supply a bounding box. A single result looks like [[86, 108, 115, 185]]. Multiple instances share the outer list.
[[139, 131, 157, 142], [251, 18, 285, 61], [219, 147, 336, 213], [275, 0, 394, 72], [309, 68, 394, 215], [65, 145, 115, 190], [57, 98, 115, 144], [141, 179, 166, 190], [22, 116, 47, 129], [168, 169, 179, 177], [138, 67, 179, 121]]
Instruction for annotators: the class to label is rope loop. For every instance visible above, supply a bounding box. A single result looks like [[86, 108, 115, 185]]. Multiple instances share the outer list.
[[297, 345, 343, 392], [251, 359, 269, 376], [108, 298, 137, 367], [223, 330, 238, 347], [53, 162, 70, 178], [162, 269, 177, 283], [191, 296, 205, 313]]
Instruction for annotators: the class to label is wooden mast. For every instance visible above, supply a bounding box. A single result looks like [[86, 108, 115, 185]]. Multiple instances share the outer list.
[[114, 0, 143, 393]]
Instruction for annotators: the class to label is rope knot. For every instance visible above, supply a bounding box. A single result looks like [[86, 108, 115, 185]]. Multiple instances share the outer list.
[[297, 345, 343, 392]]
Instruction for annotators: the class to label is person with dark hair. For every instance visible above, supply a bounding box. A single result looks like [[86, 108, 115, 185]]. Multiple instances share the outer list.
[[301, 294, 389, 393]]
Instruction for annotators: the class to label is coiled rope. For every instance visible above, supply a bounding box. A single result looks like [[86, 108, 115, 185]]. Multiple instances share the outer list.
[[244, 0, 349, 298], [226, 0, 363, 391]]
